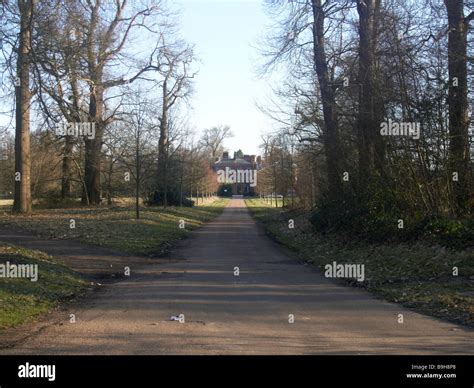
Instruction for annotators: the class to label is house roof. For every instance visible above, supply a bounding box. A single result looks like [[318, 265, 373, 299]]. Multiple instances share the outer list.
[[214, 158, 252, 167]]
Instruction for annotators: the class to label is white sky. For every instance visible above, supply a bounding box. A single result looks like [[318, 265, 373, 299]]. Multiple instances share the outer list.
[[177, 0, 280, 156]]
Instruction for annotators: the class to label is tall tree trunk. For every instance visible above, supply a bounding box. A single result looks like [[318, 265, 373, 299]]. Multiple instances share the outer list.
[[106, 156, 113, 205], [179, 154, 184, 206], [158, 81, 169, 207], [13, 0, 34, 214], [61, 135, 74, 198], [311, 0, 342, 198], [83, 82, 104, 205], [135, 130, 140, 219], [63, 61, 81, 199], [356, 0, 382, 186], [444, 0, 471, 213]]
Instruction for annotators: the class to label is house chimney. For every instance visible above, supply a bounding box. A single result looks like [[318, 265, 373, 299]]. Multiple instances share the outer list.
[[223, 151, 229, 159]]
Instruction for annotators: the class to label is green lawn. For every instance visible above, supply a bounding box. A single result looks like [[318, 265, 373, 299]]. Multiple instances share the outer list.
[[0, 244, 88, 330], [246, 198, 474, 327], [0, 198, 229, 256]]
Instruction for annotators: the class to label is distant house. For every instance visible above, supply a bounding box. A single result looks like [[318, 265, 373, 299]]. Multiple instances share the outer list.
[[213, 150, 261, 195]]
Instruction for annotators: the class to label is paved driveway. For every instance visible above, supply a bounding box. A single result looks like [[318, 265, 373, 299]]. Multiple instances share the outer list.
[[1, 199, 473, 354]]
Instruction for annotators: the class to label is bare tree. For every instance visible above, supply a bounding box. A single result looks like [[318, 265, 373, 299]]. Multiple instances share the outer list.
[[356, 0, 383, 186], [78, 0, 166, 204], [310, 0, 343, 197], [13, 0, 35, 213], [444, 0, 472, 213], [260, 0, 352, 198], [156, 41, 196, 207], [32, 1, 87, 199], [199, 124, 233, 160], [125, 92, 153, 219]]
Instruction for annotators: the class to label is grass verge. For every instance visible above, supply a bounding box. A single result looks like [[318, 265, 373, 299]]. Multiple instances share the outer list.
[[0, 244, 88, 330], [0, 198, 229, 256], [246, 198, 474, 327]]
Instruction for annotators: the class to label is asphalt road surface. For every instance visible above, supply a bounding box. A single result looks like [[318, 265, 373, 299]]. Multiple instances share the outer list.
[[1, 199, 473, 354]]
